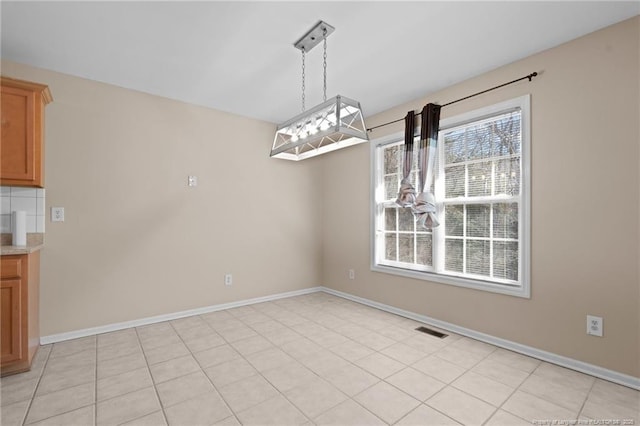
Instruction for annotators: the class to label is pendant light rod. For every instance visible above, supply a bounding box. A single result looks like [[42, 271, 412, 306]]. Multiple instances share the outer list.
[[322, 35, 328, 102], [294, 20, 335, 52], [301, 48, 306, 111]]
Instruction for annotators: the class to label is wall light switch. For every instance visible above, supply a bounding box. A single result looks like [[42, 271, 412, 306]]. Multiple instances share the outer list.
[[188, 176, 198, 187], [51, 207, 64, 222]]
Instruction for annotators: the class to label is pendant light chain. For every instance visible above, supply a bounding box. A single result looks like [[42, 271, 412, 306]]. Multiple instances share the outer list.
[[301, 48, 306, 112], [322, 31, 328, 102]]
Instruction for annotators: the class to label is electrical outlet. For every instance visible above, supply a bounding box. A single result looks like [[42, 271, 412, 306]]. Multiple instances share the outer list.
[[348, 269, 355, 280], [51, 207, 64, 222], [224, 274, 233, 286], [587, 315, 603, 337]]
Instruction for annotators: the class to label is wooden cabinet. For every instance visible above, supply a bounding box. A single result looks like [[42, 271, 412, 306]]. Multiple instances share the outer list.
[[1, 252, 40, 376], [1, 77, 52, 188]]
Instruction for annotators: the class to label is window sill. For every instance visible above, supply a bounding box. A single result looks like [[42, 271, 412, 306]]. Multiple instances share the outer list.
[[370, 263, 530, 298]]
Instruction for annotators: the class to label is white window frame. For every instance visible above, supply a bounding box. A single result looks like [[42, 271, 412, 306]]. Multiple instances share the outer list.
[[370, 95, 531, 298]]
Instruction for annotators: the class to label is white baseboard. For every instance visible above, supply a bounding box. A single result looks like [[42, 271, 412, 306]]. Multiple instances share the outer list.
[[40, 284, 639, 390], [40, 287, 323, 345], [321, 287, 640, 391]]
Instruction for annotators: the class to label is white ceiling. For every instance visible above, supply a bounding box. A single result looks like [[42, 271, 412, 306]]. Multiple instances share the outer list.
[[2, 1, 638, 124]]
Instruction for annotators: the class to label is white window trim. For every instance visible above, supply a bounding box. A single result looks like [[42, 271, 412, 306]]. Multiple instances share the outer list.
[[370, 95, 531, 298]]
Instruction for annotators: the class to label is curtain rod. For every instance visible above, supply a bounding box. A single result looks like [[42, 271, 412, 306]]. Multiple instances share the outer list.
[[366, 71, 538, 133]]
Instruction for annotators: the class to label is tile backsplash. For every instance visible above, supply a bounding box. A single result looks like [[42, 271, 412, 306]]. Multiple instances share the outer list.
[[0, 186, 46, 234]]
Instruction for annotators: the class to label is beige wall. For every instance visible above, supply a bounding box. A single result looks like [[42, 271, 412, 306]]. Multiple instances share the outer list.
[[321, 17, 640, 377], [1, 60, 324, 336]]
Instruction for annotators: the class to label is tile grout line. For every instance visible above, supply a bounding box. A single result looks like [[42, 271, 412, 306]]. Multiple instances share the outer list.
[[396, 395, 461, 426], [91, 335, 154, 405], [430, 343, 505, 425], [515, 364, 595, 419], [20, 345, 53, 426], [267, 303, 392, 425], [22, 341, 96, 425], [259, 299, 404, 425], [345, 346, 423, 425], [483, 371, 530, 425], [299, 299, 498, 424], [466, 347, 543, 424], [393, 342, 496, 424], [578, 376, 598, 420], [328, 297, 450, 424], [315, 303, 507, 425], [368, 364, 442, 425], [133, 326, 171, 426], [501, 363, 538, 422], [84, 332, 179, 420], [205, 310, 282, 423], [218, 304, 333, 423], [216, 300, 389, 424], [234, 309, 322, 424], [168, 317, 242, 425]]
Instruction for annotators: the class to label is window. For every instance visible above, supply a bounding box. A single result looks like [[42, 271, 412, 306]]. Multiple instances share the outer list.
[[371, 96, 530, 297]]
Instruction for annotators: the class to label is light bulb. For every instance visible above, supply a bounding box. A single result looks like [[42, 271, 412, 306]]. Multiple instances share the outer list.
[[310, 119, 318, 133]]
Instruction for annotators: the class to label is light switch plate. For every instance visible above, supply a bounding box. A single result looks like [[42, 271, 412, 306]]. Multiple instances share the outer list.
[[51, 207, 64, 222]]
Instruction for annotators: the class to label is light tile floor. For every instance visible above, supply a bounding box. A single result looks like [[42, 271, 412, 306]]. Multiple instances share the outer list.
[[1, 292, 638, 425]]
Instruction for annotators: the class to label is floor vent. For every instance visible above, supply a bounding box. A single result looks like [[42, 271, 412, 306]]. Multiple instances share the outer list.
[[415, 326, 448, 339]]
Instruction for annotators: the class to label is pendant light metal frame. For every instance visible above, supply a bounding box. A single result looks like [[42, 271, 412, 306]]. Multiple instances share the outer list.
[[270, 21, 368, 161]]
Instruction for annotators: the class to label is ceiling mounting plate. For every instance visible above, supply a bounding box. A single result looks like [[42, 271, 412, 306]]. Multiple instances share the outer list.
[[294, 20, 335, 52]]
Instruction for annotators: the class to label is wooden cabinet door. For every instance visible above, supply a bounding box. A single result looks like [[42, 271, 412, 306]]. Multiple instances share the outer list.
[[0, 278, 23, 364], [0, 77, 50, 188], [0, 85, 37, 185]]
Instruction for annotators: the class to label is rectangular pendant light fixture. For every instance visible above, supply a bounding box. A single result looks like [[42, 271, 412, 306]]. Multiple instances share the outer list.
[[270, 21, 368, 161], [271, 95, 368, 161]]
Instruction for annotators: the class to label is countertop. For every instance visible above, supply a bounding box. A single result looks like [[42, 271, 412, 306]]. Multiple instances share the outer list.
[[1, 244, 44, 255], [1, 233, 44, 255]]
